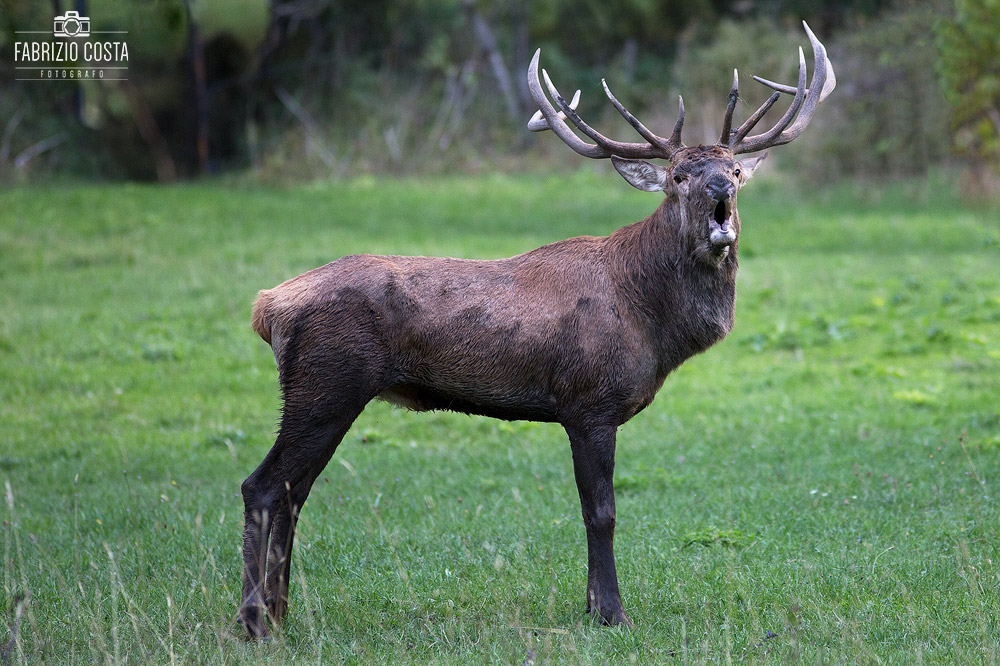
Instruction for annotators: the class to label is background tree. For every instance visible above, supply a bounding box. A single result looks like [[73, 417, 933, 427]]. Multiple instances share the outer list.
[[935, 0, 1000, 193], [0, 0, 979, 188]]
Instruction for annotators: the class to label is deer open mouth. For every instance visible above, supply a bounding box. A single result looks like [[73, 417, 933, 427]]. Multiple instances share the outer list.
[[709, 198, 736, 247]]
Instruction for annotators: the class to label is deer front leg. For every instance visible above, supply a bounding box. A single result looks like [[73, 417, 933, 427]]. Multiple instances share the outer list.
[[564, 423, 633, 628]]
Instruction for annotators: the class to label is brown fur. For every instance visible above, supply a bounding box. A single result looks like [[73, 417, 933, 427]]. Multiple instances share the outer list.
[[239, 146, 752, 638], [250, 292, 272, 344]]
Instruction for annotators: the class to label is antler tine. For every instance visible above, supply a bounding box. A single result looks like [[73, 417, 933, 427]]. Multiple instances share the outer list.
[[543, 68, 675, 159], [753, 30, 835, 103], [732, 44, 808, 154], [526, 49, 609, 158], [527, 88, 580, 132], [541, 69, 610, 146], [600, 79, 679, 155], [731, 91, 780, 146], [733, 21, 836, 154], [758, 22, 835, 144], [670, 96, 685, 148], [526, 49, 674, 161], [718, 69, 739, 145]]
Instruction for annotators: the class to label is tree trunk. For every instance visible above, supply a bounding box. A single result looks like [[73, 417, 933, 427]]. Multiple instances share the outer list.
[[464, 0, 519, 121]]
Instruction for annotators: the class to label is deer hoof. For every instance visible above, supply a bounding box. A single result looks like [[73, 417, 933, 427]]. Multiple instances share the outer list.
[[238, 604, 270, 641], [265, 595, 289, 627], [587, 606, 634, 629]]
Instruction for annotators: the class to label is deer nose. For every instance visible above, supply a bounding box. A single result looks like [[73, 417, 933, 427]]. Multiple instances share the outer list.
[[706, 176, 735, 202]]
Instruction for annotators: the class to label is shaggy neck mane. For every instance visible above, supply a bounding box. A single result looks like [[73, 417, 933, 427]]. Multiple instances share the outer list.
[[604, 196, 738, 373]]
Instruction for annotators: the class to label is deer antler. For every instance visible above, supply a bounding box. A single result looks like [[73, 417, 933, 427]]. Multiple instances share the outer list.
[[527, 49, 684, 161], [727, 21, 836, 154], [528, 21, 834, 160]]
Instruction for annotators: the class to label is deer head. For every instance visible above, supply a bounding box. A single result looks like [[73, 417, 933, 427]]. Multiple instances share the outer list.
[[527, 21, 835, 264]]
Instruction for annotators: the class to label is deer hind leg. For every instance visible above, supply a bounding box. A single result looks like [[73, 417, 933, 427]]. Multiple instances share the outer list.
[[239, 405, 366, 638], [262, 399, 370, 625], [261, 425, 348, 628], [239, 356, 375, 639], [262, 482, 307, 628]]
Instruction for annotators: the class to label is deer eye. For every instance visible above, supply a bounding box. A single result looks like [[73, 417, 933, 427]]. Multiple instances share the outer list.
[[734, 167, 741, 178], [673, 174, 685, 184]]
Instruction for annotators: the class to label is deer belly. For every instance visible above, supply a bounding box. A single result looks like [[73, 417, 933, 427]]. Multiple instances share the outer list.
[[376, 381, 559, 422]]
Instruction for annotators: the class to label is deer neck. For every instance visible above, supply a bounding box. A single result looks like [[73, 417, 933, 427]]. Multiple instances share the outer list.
[[606, 198, 738, 369]]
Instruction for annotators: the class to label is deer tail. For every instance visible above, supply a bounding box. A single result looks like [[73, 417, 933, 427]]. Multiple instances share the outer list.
[[251, 290, 274, 345]]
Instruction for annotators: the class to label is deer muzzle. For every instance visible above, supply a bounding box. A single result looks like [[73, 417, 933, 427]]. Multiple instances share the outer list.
[[709, 196, 736, 247]]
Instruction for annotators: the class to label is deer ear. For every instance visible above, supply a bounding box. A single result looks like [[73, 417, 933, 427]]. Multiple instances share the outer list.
[[737, 153, 767, 184], [611, 156, 668, 192]]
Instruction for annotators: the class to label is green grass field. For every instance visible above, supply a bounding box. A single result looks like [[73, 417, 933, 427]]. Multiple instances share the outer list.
[[1, 170, 998, 664]]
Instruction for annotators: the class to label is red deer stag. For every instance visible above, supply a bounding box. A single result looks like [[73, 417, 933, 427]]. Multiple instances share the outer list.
[[239, 21, 835, 638]]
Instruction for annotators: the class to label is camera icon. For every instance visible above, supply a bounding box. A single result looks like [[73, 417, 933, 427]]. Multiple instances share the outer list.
[[53, 11, 90, 38]]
